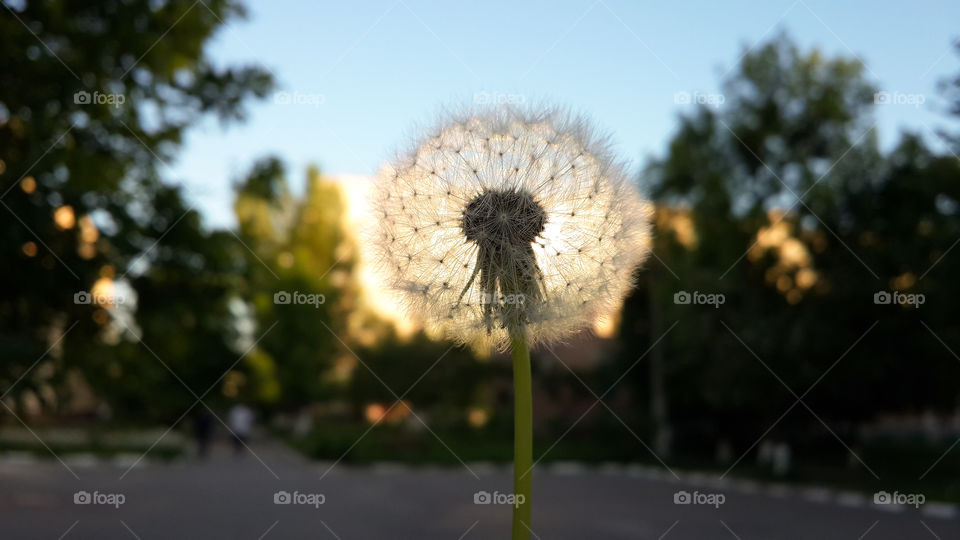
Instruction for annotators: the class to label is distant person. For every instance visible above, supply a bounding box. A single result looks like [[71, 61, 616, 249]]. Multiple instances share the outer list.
[[228, 403, 254, 455], [193, 409, 214, 458]]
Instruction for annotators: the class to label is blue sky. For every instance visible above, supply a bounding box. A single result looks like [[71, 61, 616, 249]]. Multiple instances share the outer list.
[[171, 0, 960, 228]]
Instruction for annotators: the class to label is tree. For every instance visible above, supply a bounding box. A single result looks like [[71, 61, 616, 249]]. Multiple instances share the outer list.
[[0, 0, 271, 420], [233, 160, 356, 409], [616, 35, 960, 463]]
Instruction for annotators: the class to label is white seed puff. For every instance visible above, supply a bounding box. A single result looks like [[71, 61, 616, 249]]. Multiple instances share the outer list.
[[369, 106, 653, 350]]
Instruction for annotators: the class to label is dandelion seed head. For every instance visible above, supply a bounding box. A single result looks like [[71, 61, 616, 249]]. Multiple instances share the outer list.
[[369, 106, 653, 350]]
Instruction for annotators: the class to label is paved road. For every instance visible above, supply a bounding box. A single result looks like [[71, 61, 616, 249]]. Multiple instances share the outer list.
[[0, 438, 956, 539]]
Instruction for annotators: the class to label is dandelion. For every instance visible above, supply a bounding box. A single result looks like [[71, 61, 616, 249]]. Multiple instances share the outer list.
[[371, 107, 652, 348], [368, 106, 652, 538]]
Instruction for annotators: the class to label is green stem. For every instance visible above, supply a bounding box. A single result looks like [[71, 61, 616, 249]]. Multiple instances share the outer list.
[[510, 333, 533, 540]]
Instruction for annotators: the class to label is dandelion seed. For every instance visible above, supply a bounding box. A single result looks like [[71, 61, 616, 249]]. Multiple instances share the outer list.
[[369, 106, 652, 350]]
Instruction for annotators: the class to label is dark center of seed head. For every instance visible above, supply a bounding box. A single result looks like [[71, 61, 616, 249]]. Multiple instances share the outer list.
[[461, 190, 547, 248]]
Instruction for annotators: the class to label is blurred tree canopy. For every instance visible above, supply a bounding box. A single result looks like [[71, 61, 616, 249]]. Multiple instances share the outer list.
[[616, 36, 960, 461], [0, 0, 271, 420], [233, 159, 357, 410]]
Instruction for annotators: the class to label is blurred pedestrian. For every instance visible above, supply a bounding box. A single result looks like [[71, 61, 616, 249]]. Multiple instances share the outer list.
[[193, 409, 214, 458], [228, 403, 254, 455]]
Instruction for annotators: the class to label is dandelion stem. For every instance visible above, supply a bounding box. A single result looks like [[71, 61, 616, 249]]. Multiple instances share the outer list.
[[510, 332, 533, 540]]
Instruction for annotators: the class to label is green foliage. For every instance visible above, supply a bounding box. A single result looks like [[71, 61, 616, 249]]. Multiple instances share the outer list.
[[616, 35, 960, 469], [233, 160, 356, 409], [346, 327, 501, 423], [0, 0, 271, 421]]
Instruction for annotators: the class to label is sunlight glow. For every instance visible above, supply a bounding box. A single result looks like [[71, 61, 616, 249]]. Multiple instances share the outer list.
[[334, 174, 418, 338]]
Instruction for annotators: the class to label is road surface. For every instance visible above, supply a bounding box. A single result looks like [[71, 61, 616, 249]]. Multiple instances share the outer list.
[[0, 437, 955, 539]]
